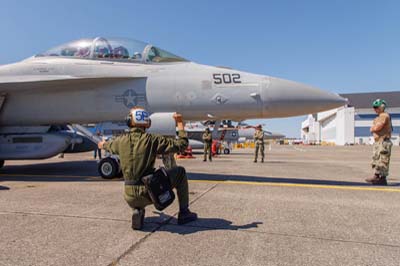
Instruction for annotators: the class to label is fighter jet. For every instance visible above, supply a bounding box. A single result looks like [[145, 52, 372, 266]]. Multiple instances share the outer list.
[[237, 129, 286, 143], [237, 122, 286, 143], [0, 37, 346, 170], [185, 121, 285, 152]]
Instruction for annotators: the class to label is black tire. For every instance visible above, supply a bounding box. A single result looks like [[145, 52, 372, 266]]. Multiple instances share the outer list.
[[0, 160, 4, 169], [98, 158, 118, 179], [223, 148, 230, 155]]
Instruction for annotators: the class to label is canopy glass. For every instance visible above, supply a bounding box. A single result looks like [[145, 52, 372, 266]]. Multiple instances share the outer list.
[[37, 37, 188, 63]]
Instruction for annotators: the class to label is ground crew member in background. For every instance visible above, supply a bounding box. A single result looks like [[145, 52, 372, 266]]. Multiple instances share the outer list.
[[254, 124, 265, 163], [98, 107, 197, 230], [202, 128, 212, 162], [366, 99, 393, 185], [93, 130, 102, 161]]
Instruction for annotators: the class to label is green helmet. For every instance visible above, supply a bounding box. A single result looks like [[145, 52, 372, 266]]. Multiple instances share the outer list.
[[372, 99, 387, 108]]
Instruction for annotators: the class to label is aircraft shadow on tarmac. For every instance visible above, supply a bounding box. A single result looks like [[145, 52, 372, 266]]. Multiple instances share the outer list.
[[188, 173, 400, 187], [144, 211, 263, 235], [1, 161, 398, 187], [0, 161, 116, 182]]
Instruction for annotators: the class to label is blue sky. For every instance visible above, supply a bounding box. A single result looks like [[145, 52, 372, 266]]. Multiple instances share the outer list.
[[0, 0, 398, 137]]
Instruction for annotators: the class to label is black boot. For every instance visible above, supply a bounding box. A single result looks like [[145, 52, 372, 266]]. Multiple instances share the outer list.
[[178, 209, 198, 225], [131, 208, 145, 230], [372, 175, 387, 186]]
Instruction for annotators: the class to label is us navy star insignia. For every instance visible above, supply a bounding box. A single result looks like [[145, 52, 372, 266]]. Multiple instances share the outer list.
[[115, 89, 146, 108]]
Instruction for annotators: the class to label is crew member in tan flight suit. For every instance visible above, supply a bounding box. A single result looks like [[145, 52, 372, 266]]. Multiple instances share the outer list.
[[202, 128, 213, 162], [253, 124, 265, 163]]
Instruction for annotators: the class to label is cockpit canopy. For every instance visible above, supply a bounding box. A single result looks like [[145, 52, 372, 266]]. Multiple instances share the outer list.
[[36, 37, 188, 63]]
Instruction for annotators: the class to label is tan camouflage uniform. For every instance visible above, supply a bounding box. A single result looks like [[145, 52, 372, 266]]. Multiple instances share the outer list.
[[371, 112, 392, 177]]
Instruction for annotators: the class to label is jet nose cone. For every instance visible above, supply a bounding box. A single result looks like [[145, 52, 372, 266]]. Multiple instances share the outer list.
[[262, 77, 347, 117]]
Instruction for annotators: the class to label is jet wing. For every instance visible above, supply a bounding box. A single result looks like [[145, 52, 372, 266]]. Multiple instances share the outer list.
[[187, 131, 204, 143], [0, 75, 142, 92]]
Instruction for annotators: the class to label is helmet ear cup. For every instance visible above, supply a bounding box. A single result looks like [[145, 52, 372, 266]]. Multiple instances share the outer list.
[[126, 114, 132, 127]]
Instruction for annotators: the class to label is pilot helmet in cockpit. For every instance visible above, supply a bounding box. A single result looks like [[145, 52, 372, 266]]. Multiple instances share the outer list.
[[113, 46, 129, 59], [60, 47, 78, 56], [74, 46, 90, 57], [132, 52, 142, 60]]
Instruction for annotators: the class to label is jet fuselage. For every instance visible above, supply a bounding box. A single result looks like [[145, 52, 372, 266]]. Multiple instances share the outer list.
[[0, 57, 345, 126]]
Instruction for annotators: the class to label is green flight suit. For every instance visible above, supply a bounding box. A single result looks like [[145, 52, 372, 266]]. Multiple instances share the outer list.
[[254, 130, 265, 162], [162, 152, 177, 169], [103, 128, 190, 210], [202, 131, 212, 161]]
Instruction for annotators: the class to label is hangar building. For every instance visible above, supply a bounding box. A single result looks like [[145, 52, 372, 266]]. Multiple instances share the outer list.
[[301, 91, 400, 146]]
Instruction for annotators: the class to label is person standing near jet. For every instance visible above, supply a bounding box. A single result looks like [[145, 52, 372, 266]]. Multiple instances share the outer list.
[[253, 124, 265, 163], [366, 99, 393, 185], [202, 128, 213, 162], [93, 130, 102, 161], [98, 107, 197, 230]]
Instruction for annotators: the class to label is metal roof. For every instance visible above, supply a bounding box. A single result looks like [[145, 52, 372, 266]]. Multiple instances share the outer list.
[[340, 91, 400, 108]]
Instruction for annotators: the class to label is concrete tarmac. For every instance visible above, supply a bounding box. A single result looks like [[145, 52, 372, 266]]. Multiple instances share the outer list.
[[0, 145, 399, 266]]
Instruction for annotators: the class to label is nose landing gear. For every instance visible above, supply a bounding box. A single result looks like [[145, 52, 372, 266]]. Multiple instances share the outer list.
[[97, 156, 122, 179]]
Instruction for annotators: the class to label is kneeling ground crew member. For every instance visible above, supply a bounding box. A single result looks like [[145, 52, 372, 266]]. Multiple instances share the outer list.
[[366, 99, 393, 185], [254, 124, 265, 163], [98, 107, 197, 230], [202, 128, 212, 162]]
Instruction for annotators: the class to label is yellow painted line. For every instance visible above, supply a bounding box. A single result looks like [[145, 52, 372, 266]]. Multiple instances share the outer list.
[[189, 180, 400, 192], [1, 173, 399, 192]]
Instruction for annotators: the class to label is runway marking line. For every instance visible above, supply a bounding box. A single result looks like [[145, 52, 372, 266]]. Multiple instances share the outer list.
[[190, 180, 400, 192], [1, 173, 399, 192]]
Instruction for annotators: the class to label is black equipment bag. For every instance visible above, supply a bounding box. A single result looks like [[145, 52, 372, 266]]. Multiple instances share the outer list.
[[142, 167, 175, 211]]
